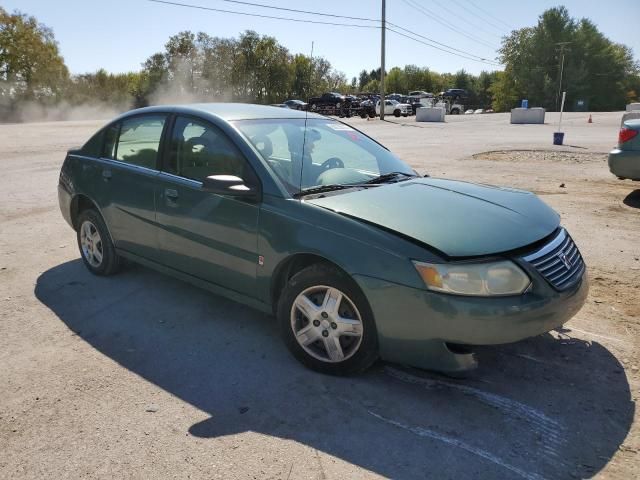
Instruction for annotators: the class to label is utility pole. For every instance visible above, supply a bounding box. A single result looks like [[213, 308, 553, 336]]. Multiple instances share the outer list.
[[380, 0, 386, 120], [555, 42, 571, 111]]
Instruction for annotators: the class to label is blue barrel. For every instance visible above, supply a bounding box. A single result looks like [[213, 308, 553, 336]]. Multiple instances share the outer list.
[[553, 132, 564, 145], [521, 99, 529, 109]]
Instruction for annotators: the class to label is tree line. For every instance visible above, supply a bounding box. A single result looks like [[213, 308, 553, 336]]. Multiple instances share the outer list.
[[1, 6, 639, 122]]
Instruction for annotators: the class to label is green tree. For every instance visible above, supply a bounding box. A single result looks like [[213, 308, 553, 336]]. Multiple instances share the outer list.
[[0, 7, 68, 111], [497, 6, 639, 111], [386, 67, 406, 94]]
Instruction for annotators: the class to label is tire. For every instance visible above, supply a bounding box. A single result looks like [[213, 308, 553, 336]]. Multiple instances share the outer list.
[[451, 108, 460, 115], [394, 110, 401, 117], [76, 208, 121, 276], [277, 264, 378, 375]]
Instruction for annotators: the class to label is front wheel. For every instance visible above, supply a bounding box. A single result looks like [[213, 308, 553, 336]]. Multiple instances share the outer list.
[[76, 209, 121, 276], [277, 264, 378, 375], [394, 110, 401, 117]]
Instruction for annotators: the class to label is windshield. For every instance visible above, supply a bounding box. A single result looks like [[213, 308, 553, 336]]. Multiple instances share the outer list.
[[234, 118, 414, 194]]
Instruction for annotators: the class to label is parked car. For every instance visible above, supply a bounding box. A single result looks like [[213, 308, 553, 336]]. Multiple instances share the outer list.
[[307, 92, 351, 112], [376, 99, 411, 117], [58, 104, 588, 376], [609, 119, 640, 180], [284, 99, 308, 111], [386, 93, 404, 102], [358, 99, 377, 118], [409, 100, 429, 115], [408, 90, 433, 98], [441, 88, 469, 101]]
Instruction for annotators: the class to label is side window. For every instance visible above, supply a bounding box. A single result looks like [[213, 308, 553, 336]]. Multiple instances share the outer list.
[[114, 115, 166, 169], [168, 116, 247, 182], [80, 130, 104, 157]]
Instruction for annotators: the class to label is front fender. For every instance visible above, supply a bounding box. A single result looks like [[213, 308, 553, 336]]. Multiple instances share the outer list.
[[256, 195, 440, 306]]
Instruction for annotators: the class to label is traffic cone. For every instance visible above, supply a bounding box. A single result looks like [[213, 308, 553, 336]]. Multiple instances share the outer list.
[[588, 114, 593, 123]]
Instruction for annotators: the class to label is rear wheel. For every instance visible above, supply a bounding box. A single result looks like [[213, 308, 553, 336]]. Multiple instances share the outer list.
[[277, 264, 378, 375], [76, 209, 121, 276]]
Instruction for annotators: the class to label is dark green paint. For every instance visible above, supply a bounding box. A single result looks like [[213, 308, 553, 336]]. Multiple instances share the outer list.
[[58, 103, 588, 373]]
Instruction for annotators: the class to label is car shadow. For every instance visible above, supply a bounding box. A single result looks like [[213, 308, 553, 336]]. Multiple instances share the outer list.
[[623, 189, 640, 209], [35, 260, 634, 479]]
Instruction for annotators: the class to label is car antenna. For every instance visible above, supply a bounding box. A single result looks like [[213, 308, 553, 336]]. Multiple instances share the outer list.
[[299, 40, 314, 196]]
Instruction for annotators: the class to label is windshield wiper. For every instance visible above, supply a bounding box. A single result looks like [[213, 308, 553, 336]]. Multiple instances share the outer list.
[[294, 183, 378, 198], [362, 171, 417, 185]]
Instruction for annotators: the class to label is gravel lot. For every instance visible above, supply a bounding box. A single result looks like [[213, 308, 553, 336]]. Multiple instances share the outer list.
[[1, 111, 638, 479]]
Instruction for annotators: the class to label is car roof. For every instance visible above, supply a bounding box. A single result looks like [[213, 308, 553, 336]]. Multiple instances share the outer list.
[[118, 103, 323, 122]]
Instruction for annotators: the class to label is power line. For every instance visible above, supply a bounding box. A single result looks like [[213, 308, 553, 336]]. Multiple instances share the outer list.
[[148, 0, 380, 29], [150, 0, 502, 67], [400, 0, 497, 50], [387, 22, 499, 63], [386, 27, 501, 66], [215, 0, 379, 23], [433, 0, 504, 38], [463, 0, 514, 30]]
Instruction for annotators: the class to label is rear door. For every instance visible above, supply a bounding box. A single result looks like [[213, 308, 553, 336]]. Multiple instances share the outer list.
[[100, 114, 167, 260], [155, 115, 261, 296]]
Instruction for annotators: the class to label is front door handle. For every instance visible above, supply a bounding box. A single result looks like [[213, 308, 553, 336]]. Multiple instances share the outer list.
[[102, 169, 112, 181]]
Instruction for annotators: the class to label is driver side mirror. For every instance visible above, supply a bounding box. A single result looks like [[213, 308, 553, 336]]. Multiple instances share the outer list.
[[202, 175, 259, 199]]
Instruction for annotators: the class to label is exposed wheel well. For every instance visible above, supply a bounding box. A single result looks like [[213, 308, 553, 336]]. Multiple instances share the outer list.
[[270, 253, 349, 313], [70, 194, 98, 231]]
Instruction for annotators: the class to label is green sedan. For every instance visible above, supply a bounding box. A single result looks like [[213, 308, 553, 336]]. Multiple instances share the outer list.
[[609, 119, 640, 180], [58, 104, 588, 375]]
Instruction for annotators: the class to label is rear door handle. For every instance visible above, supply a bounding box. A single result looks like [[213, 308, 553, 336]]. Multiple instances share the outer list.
[[165, 188, 179, 201], [102, 169, 112, 181]]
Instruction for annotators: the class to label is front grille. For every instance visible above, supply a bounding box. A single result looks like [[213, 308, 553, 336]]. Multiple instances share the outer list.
[[522, 229, 585, 291]]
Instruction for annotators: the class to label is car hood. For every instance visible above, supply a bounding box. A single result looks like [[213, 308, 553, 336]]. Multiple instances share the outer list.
[[306, 177, 560, 257]]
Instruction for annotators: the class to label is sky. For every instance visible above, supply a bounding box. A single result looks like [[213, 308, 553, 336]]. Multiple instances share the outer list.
[[3, 0, 640, 80]]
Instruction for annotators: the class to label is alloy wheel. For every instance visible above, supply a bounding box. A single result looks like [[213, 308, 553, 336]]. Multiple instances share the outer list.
[[80, 220, 103, 268], [290, 285, 364, 363]]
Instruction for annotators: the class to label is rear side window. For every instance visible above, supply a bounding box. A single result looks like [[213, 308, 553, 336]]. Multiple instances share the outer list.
[[80, 130, 104, 157], [115, 115, 166, 169]]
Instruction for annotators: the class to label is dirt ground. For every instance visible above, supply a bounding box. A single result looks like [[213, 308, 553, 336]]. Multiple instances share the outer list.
[[0, 111, 638, 479]]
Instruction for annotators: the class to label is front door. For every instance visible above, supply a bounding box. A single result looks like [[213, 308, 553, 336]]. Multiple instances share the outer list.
[[155, 115, 260, 297]]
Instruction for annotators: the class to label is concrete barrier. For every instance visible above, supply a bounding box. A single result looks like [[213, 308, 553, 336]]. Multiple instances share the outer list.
[[416, 107, 445, 122], [510, 107, 545, 124], [621, 111, 640, 126], [626, 103, 640, 112]]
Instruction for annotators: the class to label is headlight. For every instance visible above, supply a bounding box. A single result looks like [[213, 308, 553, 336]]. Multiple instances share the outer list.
[[413, 260, 531, 296]]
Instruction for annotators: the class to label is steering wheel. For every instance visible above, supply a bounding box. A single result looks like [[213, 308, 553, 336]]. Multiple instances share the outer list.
[[251, 135, 273, 158], [320, 157, 344, 171]]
